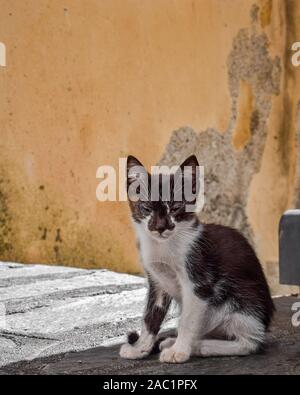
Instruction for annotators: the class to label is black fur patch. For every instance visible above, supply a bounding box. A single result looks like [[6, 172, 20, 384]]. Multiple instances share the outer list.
[[144, 275, 172, 335], [127, 331, 139, 345], [186, 223, 275, 329]]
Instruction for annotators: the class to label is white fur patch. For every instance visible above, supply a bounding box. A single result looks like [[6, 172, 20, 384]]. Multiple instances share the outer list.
[[193, 312, 264, 356], [159, 337, 176, 351], [159, 345, 189, 363]]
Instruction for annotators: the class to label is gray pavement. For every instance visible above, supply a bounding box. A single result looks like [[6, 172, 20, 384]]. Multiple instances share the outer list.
[[1, 296, 300, 375], [0, 262, 299, 374], [0, 261, 177, 367]]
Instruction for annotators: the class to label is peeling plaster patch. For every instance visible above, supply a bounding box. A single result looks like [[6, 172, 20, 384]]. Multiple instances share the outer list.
[[228, 28, 280, 99], [159, 126, 254, 242], [250, 4, 259, 24], [159, 16, 281, 245]]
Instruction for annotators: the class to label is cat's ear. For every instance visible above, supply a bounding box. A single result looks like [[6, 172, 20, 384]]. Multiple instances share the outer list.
[[127, 155, 144, 171], [180, 154, 199, 170], [127, 156, 149, 200], [127, 156, 147, 182], [179, 155, 199, 198]]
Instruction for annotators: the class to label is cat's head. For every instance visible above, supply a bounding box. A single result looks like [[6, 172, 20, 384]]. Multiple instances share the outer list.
[[126, 155, 200, 241]]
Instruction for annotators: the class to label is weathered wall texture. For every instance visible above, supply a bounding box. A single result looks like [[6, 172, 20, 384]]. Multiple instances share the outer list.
[[0, 0, 300, 294]]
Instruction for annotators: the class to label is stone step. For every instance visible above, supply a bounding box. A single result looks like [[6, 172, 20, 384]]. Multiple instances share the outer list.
[[0, 269, 145, 301], [0, 262, 85, 278], [5, 288, 147, 334]]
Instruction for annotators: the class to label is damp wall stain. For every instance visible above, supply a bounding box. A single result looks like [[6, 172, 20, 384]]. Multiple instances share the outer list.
[[232, 81, 253, 150], [259, 0, 273, 28], [0, 179, 12, 258]]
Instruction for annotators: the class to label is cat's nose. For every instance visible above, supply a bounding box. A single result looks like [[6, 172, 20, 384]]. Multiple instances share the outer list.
[[168, 222, 175, 231], [156, 224, 166, 235], [156, 220, 175, 234]]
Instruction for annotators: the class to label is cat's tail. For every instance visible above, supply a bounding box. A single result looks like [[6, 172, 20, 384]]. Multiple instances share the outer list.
[[127, 331, 139, 345], [126, 331, 164, 354]]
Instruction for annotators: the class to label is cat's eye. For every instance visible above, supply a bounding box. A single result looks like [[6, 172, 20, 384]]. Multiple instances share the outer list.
[[140, 205, 151, 215], [170, 203, 184, 214]]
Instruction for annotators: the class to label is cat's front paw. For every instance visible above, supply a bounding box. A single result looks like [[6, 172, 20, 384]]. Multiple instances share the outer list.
[[159, 337, 176, 351], [119, 343, 150, 360], [159, 345, 190, 363]]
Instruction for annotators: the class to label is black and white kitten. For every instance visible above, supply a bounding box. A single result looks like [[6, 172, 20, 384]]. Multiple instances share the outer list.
[[120, 154, 274, 363]]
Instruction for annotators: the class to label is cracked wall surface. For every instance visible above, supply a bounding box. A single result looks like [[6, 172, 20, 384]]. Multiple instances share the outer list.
[[0, 0, 300, 294]]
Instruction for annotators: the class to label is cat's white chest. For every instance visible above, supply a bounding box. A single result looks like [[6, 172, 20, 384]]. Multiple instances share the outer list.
[[134, 222, 201, 300], [138, 234, 187, 300]]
